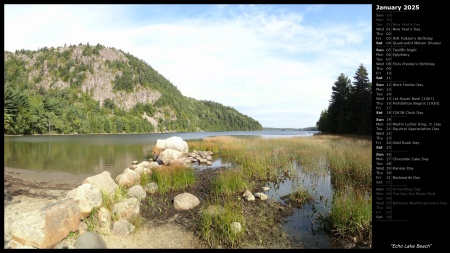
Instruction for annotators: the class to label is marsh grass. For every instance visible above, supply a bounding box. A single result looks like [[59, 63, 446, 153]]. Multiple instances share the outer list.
[[285, 186, 315, 207], [328, 188, 372, 240], [189, 134, 372, 246], [199, 195, 245, 248], [210, 168, 252, 196], [199, 168, 249, 248], [151, 164, 196, 194], [140, 173, 152, 186], [325, 136, 372, 191]]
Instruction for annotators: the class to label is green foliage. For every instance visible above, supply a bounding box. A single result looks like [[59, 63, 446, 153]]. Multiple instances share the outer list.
[[317, 64, 372, 135], [103, 98, 115, 110], [4, 43, 263, 135]]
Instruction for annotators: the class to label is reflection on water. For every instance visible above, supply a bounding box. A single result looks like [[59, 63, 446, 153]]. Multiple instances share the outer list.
[[4, 131, 316, 180], [191, 157, 234, 171], [4, 131, 334, 248], [264, 162, 335, 248]]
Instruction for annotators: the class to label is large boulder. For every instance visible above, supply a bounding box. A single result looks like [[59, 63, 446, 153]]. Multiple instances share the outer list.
[[82, 171, 118, 198], [67, 183, 103, 219], [152, 136, 188, 160], [115, 168, 141, 188], [11, 198, 80, 249], [157, 149, 183, 165]]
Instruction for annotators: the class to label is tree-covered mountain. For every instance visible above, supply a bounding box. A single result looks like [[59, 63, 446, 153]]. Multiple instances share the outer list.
[[4, 43, 263, 135]]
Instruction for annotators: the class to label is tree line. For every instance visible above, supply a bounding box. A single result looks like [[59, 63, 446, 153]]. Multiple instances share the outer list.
[[4, 44, 262, 135], [316, 64, 372, 135]]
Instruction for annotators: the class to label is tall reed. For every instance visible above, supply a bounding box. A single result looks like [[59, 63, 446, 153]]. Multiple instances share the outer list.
[[188, 134, 372, 245], [151, 165, 196, 194]]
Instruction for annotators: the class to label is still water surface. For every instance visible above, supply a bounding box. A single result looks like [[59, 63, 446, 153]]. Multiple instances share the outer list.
[[4, 130, 336, 248], [4, 131, 316, 179]]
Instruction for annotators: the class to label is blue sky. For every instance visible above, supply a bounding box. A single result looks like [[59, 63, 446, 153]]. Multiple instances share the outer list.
[[4, 4, 372, 128]]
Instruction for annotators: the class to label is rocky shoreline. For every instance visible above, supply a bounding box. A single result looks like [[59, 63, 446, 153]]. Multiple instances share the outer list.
[[4, 165, 296, 249]]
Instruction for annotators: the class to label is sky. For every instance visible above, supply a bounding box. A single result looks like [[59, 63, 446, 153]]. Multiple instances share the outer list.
[[4, 4, 372, 128]]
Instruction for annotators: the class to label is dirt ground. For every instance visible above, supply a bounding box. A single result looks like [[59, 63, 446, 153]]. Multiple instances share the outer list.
[[4, 168, 297, 249]]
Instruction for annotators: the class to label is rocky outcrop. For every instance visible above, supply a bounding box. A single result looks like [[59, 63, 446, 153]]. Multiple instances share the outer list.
[[6, 136, 218, 249], [95, 207, 112, 234], [152, 136, 189, 160]]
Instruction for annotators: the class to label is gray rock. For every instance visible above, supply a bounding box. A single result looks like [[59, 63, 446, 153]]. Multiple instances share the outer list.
[[112, 219, 135, 236], [74, 232, 107, 249], [128, 185, 147, 201], [53, 241, 69, 249], [230, 222, 242, 234], [115, 168, 141, 188], [66, 183, 103, 219], [254, 192, 268, 200], [82, 171, 118, 198], [144, 182, 158, 194], [112, 198, 140, 221], [242, 190, 252, 197], [173, 192, 200, 211]]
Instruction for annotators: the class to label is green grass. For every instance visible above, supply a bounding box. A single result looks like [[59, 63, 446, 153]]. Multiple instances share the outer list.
[[140, 173, 152, 186], [188, 134, 372, 246], [85, 207, 100, 232], [199, 196, 245, 248], [151, 164, 196, 194], [328, 188, 372, 240], [100, 185, 127, 211], [210, 169, 252, 196]]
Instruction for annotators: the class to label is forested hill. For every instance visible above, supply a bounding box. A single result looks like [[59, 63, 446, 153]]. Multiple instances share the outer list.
[[4, 43, 263, 135]]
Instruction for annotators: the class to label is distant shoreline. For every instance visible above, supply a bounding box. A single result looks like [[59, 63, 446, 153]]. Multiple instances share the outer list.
[[4, 129, 319, 137]]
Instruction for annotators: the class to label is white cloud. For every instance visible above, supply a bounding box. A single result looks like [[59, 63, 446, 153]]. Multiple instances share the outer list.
[[4, 4, 371, 128]]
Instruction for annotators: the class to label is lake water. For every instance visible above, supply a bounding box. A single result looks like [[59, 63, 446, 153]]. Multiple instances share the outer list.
[[4, 131, 317, 181], [4, 130, 337, 248]]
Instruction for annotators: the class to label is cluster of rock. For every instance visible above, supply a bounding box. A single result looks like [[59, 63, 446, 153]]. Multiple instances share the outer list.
[[150, 136, 214, 167], [198, 186, 271, 236], [6, 136, 203, 249], [241, 187, 269, 202], [5, 136, 271, 249]]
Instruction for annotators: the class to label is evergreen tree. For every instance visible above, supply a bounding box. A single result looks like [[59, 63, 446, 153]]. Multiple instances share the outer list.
[[317, 64, 371, 135], [348, 64, 372, 134], [327, 73, 352, 133], [4, 43, 263, 135]]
